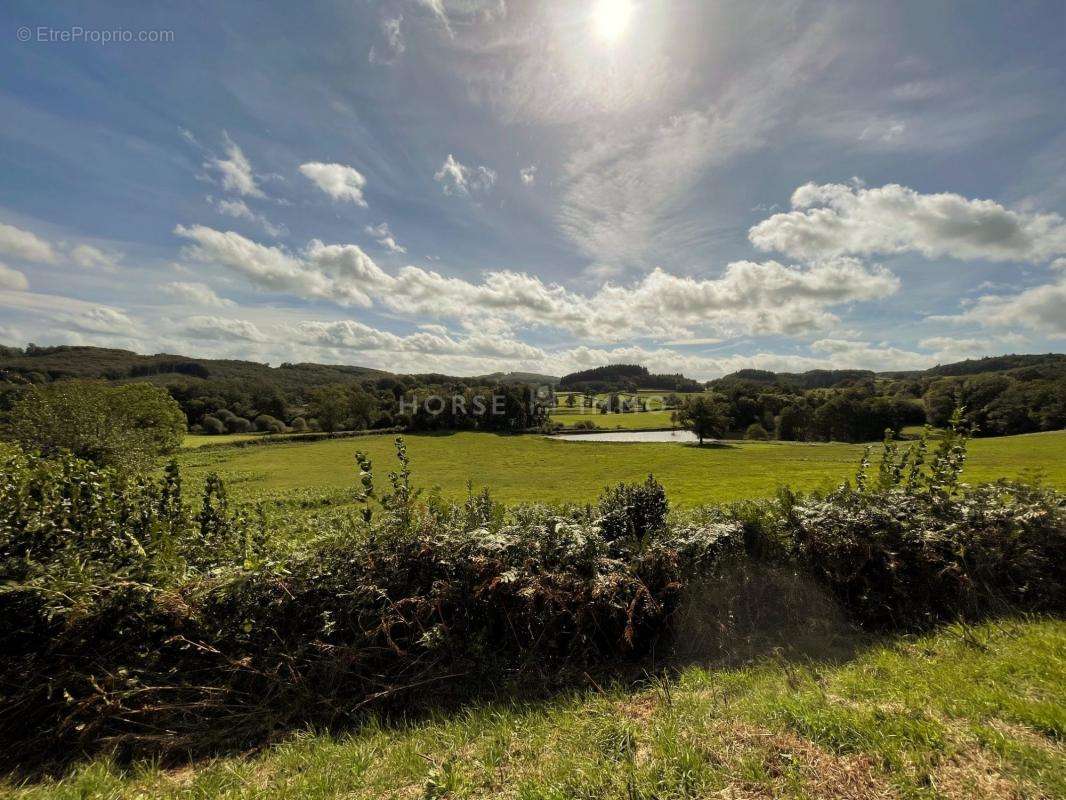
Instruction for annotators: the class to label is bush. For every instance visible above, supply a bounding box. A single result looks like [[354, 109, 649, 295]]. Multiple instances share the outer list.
[[227, 415, 253, 434], [597, 475, 669, 545], [745, 423, 769, 440], [0, 444, 736, 765], [289, 416, 309, 432], [201, 414, 226, 434], [0, 420, 1062, 768], [254, 414, 286, 433]]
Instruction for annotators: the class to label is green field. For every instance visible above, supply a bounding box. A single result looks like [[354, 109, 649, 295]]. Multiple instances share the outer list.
[[175, 429, 1066, 507], [9, 617, 1063, 799], [548, 410, 676, 429], [183, 433, 265, 448]]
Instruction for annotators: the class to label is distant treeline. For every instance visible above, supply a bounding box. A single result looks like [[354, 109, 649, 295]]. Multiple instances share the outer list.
[[710, 354, 1066, 441], [1, 345, 1064, 442]]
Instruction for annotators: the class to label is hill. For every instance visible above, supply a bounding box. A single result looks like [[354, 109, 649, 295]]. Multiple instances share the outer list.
[[559, 364, 702, 392], [712, 353, 1066, 389]]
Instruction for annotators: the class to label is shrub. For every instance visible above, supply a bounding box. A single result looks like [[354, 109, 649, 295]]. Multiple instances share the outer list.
[[785, 420, 1066, 627], [254, 414, 286, 433], [745, 423, 769, 440], [289, 416, 309, 432], [597, 475, 669, 546], [201, 414, 226, 434], [0, 445, 737, 765], [0, 421, 1062, 768], [227, 415, 253, 434]]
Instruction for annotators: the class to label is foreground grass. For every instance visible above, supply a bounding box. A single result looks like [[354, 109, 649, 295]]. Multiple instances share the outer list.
[[6, 617, 1062, 799], [174, 429, 1066, 507]]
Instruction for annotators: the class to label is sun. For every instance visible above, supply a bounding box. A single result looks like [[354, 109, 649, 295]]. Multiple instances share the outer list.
[[592, 0, 635, 43]]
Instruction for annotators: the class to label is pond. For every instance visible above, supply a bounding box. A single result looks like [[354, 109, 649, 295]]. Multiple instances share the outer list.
[[550, 429, 701, 443]]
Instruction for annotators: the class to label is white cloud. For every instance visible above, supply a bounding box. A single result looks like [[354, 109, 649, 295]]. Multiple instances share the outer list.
[[299, 162, 368, 206], [173, 225, 897, 341], [365, 222, 406, 253], [520, 165, 537, 186], [859, 119, 906, 143], [918, 334, 1029, 361], [369, 15, 405, 64], [182, 315, 267, 342], [174, 224, 386, 307], [416, 0, 451, 32], [212, 197, 286, 237], [0, 263, 29, 291], [0, 223, 57, 263], [204, 132, 264, 198], [162, 281, 235, 308], [434, 154, 496, 196], [750, 182, 1066, 264], [295, 320, 544, 360], [934, 278, 1066, 338], [69, 244, 120, 271], [63, 306, 140, 337]]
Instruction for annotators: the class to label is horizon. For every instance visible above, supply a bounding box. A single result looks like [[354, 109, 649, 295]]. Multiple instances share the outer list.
[[2, 1, 1065, 381], [5, 341, 1063, 383]]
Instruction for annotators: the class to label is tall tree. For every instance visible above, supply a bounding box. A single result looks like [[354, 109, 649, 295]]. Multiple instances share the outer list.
[[674, 395, 731, 445]]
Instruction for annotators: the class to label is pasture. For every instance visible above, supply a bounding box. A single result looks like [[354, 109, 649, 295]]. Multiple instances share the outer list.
[[548, 409, 676, 429], [176, 428, 1066, 507]]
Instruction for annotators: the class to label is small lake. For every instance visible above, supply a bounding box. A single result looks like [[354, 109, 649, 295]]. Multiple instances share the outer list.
[[551, 429, 701, 443]]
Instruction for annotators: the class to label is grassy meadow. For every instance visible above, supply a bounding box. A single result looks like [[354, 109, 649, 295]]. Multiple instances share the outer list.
[[7, 616, 1063, 799], [547, 409, 676, 429], [176, 428, 1066, 508]]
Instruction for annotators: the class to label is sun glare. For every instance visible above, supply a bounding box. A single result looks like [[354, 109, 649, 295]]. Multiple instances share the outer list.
[[592, 0, 635, 43]]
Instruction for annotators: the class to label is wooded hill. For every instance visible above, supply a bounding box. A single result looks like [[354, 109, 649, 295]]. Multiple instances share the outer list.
[[0, 345, 555, 392]]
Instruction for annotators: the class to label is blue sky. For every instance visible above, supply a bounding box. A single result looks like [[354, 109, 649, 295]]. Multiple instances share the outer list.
[[1, 0, 1064, 378]]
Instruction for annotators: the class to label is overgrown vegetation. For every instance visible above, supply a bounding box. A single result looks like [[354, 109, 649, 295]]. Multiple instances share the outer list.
[[1, 415, 1062, 772]]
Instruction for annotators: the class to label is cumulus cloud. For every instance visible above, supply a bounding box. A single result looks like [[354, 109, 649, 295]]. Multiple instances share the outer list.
[[0, 263, 29, 291], [212, 197, 286, 237], [750, 182, 1066, 264], [173, 225, 897, 341], [365, 222, 406, 253], [434, 154, 496, 196], [174, 224, 387, 307], [69, 244, 120, 271], [0, 223, 57, 263], [299, 162, 368, 206], [162, 281, 235, 308], [934, 278, 1066, 337], [204, 133, 264, 198], [520, 165, 537, 186], [295, 320, 544, 360], [182, 315, 267, 342]]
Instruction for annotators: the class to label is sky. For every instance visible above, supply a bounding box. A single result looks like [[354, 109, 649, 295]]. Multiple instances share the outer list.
[[1, 0, 1065, 380]]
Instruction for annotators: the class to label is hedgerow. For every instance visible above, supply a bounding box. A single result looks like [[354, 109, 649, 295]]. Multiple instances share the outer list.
[[0, 419, 1062, 770]]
